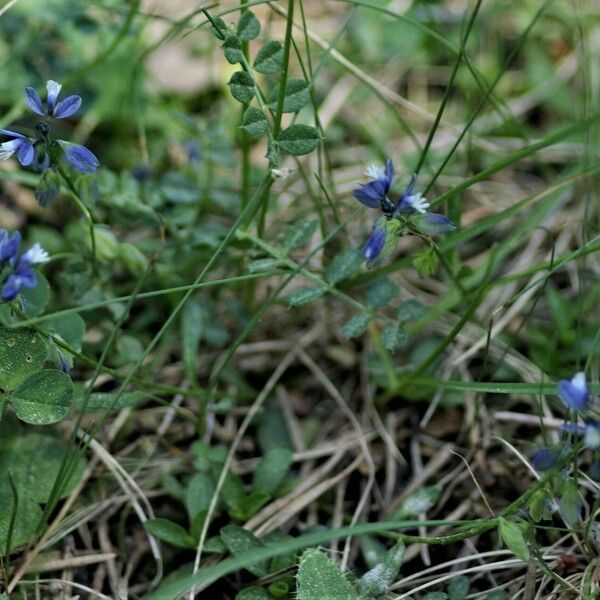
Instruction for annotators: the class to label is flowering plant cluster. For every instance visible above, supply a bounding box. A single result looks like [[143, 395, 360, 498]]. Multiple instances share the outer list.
[[352, 159, 456, 264], [532, 372, 599, 471], [0, 80, 99, 206], [0, 229, 49, 302]]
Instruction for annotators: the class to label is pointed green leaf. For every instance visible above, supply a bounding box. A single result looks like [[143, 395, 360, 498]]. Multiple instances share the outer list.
[[145, 518, 195, 549], [498, 517, 530, 561], [253, 447, 294, 495]]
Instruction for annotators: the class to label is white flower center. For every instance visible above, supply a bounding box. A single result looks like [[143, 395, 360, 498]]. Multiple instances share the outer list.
[[571, 372, 587, 391], [405, 193, 430, 214], [24, 243, 50, 264]]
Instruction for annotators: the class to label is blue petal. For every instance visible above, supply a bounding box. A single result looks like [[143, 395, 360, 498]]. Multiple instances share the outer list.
[[25, 87, 45, 116], [364, 226, 386, 262], [59, 141, 100, 174], [352, 186, 382, 208], [558, 374, 589, 411], [53, 95, 82, 119], [17, 140, 34, 166], [0, 128, 27, 140], [1, 274, 25, 301], [531, 447, 556, 471], [0, 230, 21, 263], [384, 158, 394, 183]]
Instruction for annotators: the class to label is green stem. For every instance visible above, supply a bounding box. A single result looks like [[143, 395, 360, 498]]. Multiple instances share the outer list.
[[272, 0, 295, 142]]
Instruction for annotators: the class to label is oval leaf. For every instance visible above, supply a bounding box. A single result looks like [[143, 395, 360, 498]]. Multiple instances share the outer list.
[[237, 10, 260, 41], [11, 369, 73, 425], [228, 71, 255, 104], [0, 328, 47, 391], [278, 124, 320, 156], [270, 78, 311, 113], [253, 40, 283, 74], [241, 107, 269, 139]]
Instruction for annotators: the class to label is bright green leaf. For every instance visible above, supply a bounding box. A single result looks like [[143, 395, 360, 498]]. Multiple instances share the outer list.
[[498, 517, 530, 561], [145, 518, 195, 549]]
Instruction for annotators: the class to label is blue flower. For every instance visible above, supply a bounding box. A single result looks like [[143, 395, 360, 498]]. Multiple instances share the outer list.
[[0, 229, 21, 267], [57, 140, 100, 174], [0, 129, 35, 166], [352, 159, 394, 208], [364, 225, 386, 263], [0, 234, 49, 302], [561, 420, 600, 449], [25, 80, 82, 120], [531, 447, 557, 471], [558, 372, 589, 411]]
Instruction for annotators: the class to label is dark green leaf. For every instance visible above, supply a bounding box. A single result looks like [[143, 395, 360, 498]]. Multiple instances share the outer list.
[[220, 525, 267, 576], [241, 107, 270, 139], [185, 472, 215, 521], [341, 314, 370, 339], [253, 40, 283, 74], [228, 71, 255, 103], [0, 328, 47, 390], [237, 11, 260, 41], [20, 273, 51, 317], [253, 447, 294, 495], [10, 369, 72, 425], [326, 249, 362, 284], [270, 78, 311, 113], [448, 576, 471, 600], [236, 586, 271, 600], [223, 34, 244, 64], [278, 124, 320, 156], [48, 313, 86, 352], [287, 286, 327, 307], [366, 277, 399, 308]]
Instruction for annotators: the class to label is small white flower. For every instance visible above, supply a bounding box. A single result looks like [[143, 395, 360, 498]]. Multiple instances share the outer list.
[[404, 193, 430, 214], [22, 243, 50, 264], [365, 164, 385, 179]]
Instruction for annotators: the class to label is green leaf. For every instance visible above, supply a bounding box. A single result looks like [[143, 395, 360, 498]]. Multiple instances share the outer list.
[[423, 593, 448, 600], [209, 16, 228, 39], [397, 299, 427, 321], [20, 273, 51, 317], [0, 328, 47, 390], [253, 447, 294, 495], [360, 535, 388, 570], [412, 246, 439, 277], [341, 314, 370, 339], [391, 485, 442, 519], [283, 220, 318, 251], [181, 300, 203, 382], [247, 258, 283, 273], [229, 490, 271, 521], [253, 40, 283, 74], [185, 472, 215, 521], [287, 286, 327, 307], [381, 322, 408, 352], [228, 71, 255, 103], [326, 249, 362, 284], [270, 78, 311, 113], [220, 525, 268, 577], [223, 34, 244, 64], [0, 494, 43, 554], [0, 433, 85, 503], [296, 548, 359, 600], [74, 391, 146, 413], [10, 369, 72, 425], [278, 124, 320, 156], [237, 10, 260, 41], [557, 479, 582, 525], [48, 313, 86, 352], [356, 540, 405, 597], [236, 587, 271, 600], [498, 517, 530, 561], [145, 518, 195, 549], [241, 107, 270, 139], [448, 575, 471, 600], [366, 277, 399, 308]]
